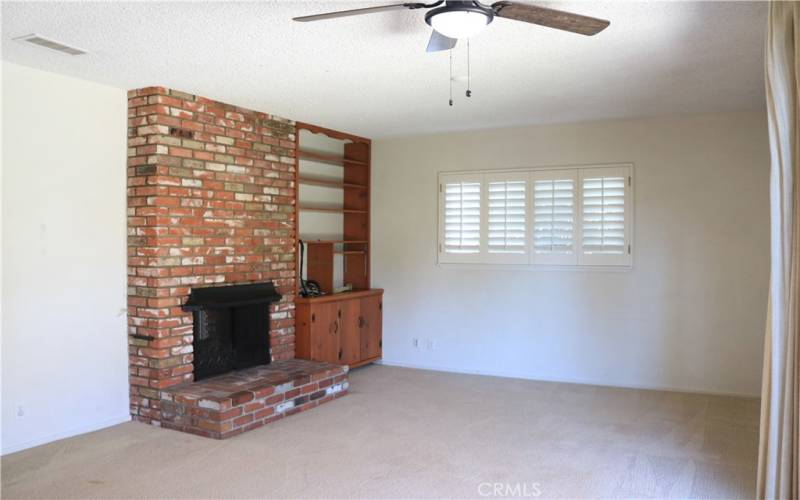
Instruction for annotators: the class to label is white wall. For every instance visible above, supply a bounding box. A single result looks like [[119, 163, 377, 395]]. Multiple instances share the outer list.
[[373, 111, 770, 397], [1, 62, 129, 454]]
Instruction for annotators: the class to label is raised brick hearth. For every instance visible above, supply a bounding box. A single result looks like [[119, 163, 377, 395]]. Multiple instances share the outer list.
[[127, 87, 348, 437], [160, 359, 348, 438]]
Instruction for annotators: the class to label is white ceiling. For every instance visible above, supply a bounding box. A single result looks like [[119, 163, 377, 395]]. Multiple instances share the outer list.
[[2, 1, 766, 138]]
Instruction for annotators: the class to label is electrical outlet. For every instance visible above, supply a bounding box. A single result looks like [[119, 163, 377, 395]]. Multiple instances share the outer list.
[[16, 405, 25, 418], [426, 339, 436, 350], [412, 338, 420, 348]]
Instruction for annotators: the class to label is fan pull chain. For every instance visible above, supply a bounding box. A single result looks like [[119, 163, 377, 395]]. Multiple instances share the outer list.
[[466, 38, 472, 98], [449, 48, 454, 106]]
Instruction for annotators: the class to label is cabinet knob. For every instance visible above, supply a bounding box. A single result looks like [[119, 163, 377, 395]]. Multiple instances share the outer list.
[[338, 349, 343, 360], [358, 316, 365, 328]]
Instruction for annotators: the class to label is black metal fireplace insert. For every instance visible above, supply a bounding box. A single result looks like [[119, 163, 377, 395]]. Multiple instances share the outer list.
[[182, 282, 282, 381]]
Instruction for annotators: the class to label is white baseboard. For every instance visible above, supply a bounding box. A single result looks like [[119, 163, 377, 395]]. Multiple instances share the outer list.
[[377, 359, 760, 399], [2, 413, 131, 456]]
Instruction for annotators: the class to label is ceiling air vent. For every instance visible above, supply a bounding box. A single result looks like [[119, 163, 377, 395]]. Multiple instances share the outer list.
[[13, 34, 86, 55]]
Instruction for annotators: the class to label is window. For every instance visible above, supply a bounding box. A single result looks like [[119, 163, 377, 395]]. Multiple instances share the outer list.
[[438, 164, 633, 267]]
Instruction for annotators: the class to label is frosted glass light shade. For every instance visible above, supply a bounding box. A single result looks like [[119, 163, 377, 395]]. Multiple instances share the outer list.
[[430, 10, 491, 39]]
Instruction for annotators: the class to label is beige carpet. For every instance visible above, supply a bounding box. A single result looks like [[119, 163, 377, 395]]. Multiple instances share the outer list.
[[2, 365, 759, 499]]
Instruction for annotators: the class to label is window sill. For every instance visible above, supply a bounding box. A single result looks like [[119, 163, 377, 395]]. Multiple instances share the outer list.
[[435, 262, 634, 272]]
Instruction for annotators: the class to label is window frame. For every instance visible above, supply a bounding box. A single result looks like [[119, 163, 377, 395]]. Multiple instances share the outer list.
[[437, 163, 634, 269]]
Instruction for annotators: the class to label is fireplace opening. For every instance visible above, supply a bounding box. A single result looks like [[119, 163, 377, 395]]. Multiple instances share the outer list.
[[183, 282, 282, 381]]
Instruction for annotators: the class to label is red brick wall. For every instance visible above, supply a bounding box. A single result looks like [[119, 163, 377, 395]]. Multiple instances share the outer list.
[[127, 87, 296, 424]]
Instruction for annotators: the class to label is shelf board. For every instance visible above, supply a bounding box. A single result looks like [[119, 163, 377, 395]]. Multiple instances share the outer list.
[[298, 206, 367, 214], [303, 239, 368, 245], [298, 176, 367, 190], [298, 149, 368, 167]]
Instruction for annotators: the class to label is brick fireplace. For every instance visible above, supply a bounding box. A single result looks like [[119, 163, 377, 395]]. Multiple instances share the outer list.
[[127, 87, 347, 437]]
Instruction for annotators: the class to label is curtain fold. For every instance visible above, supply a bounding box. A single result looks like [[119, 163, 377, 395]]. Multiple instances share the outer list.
[[758, 2, 800, 499]]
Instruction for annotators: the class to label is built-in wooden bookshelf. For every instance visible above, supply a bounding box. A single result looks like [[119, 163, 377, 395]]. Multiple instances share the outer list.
[[294, 123, 382, 369], [295, 122, 372, 295]]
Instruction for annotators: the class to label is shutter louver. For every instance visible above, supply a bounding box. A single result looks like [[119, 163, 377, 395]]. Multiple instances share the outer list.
[[488, 179, 526, 255], [581, 173, 627, 257], [443, 179, 481, 255]]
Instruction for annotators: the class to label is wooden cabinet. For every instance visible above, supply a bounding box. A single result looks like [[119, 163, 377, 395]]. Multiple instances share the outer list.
[[295, 289, 383, 368], [310, 301, 339, 364], [359, 293, 382, 360], [339, 298, 361, 365]]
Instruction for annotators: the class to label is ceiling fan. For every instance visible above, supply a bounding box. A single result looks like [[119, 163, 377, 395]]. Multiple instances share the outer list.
[[293, 1, 610, 52]]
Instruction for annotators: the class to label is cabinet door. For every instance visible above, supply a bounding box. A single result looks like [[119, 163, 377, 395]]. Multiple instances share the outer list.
[[339, 299, 361, 365], [360, 295, 383, 360], [310, 302, 339, 364]]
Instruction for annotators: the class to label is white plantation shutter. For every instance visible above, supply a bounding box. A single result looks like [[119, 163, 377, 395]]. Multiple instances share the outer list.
[[486, 173, 528, 263], [579, 166, 631, 266], [532, 169, 578, 265], [439, 174, 482, 263], [438, 165, 633, 267]]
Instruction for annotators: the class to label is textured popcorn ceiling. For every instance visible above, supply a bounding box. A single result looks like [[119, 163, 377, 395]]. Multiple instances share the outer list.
[[1, 1, 766, 138]]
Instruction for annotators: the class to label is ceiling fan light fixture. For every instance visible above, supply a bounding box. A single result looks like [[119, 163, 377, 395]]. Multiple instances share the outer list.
[[425, 5, 493, 40]]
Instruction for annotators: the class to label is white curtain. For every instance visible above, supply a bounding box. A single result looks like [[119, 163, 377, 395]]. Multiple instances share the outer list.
[[758, 2, 800, 498]]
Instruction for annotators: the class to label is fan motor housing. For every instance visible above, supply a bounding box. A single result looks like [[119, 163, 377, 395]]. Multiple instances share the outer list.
[[424, 1, 495, 32]]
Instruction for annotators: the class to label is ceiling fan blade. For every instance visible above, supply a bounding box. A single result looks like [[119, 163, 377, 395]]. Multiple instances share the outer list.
[[293, 3, 421, 22], [492, 2, 610, 36], [426, 30, 457, 52]]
